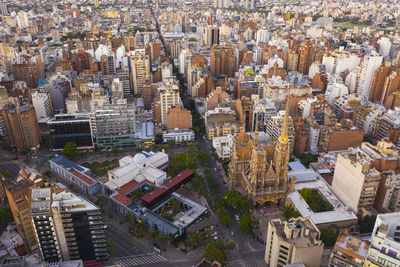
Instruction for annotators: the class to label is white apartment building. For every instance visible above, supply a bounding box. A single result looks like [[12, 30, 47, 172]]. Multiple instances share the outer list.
[[322, 52, 360, 75], [356, 51, 383, 100], [365, 212, 400, 266], [332, 149, 381, 215], [31, 89, 53, 120], [157, 77, 181, 125], [212, 134, 233, 161]]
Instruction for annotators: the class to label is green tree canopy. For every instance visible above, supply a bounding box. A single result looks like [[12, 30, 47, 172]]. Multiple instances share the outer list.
[[105, 239, 115, 257], [198, 151, 211, 165], [238, 212, 254, 235], [283, 206, 301, 219], [358, 215, 376, 234], [62, 142, 78, 159], [1, 169, 13, 180], [224, 190, 250, 214], [203, 241, 235, 266], [0, 205, 13, 230], [320, 228, 338, 247], [299, 188, 333, 212]]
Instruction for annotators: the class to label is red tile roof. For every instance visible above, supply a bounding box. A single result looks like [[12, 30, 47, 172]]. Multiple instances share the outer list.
[[112, 194, 132, 206], [141, 170, 194, 204], [163, 169, 194, 189], [116, 180, 141, 195], [140, 187, 167, 204], [70, 168, 95, 185]]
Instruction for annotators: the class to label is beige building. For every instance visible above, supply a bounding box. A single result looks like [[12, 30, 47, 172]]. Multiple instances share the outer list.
[[154, 77, 181, 125], [129, 49, 150, 96], [332, 149, 381, 216], [265, 217, 324, 267], [3, 168, 44, 252]]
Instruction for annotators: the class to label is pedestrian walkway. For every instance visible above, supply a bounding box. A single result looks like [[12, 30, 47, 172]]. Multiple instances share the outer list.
[[112, 253, 168, 266]]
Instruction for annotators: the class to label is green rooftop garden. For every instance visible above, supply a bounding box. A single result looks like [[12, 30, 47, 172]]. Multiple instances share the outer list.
[[299, 188, 333, 212], [242, 68, 255, 76]]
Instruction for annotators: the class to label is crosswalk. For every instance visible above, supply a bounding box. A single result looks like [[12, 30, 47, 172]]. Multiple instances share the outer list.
[[112, 253, 168, 266]]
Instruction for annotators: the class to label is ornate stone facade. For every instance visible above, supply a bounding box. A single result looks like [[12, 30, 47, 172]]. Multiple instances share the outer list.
[[228, 103, 296, 205]]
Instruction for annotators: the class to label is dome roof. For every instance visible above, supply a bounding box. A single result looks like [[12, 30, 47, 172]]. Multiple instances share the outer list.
[[132, 153, 147, 165]]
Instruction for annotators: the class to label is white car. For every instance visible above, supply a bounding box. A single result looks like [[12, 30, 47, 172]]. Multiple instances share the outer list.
[[235, 214, 240, 221]]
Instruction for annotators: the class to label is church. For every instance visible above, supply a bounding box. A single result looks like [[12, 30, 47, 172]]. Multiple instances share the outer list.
[[228, 102, 296, 206]]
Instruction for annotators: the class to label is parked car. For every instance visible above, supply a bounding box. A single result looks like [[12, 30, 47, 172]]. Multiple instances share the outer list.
[[235, 214, 240, 221], [13, 156, 19, 160]]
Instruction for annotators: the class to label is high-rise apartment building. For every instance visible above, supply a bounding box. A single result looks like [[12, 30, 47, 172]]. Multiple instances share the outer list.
[[13, 56, 45, 89], [298, 39, 314, 75], [30, 187, 108, 262], [16, 11, 29, 29], [369, 65, 400, 102], [332, 148, 381, 215], [93, 102, 136, 147], [31, 89, 53, 120], [0, 3, 9, 15], [166, 104, 192, 130], [214, 0, 230, 9], [210, 45, 235, 77], [204, 26, 220, 47], [153, 78, 181, 125], [356, 141, 400, 213], [374, 108, 400, 146], [3, 168, 44, 252], [2, 101, 41, 151], [356, 51, 383, 100], [129, 49, 150, 96], [265, 217, 324, 267]]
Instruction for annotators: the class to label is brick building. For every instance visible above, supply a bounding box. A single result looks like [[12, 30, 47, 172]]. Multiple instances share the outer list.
[[166, 105, 192, 130]]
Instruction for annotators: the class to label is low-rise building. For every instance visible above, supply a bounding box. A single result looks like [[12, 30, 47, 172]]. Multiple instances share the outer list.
[[264, 217, 324, 267], [105, 151, 169, 190], [364, 212, 400, 266], [212, 134, 233, 161], [329, 230, 370, 267], [49, 155, 100, 195], [163, 128, 194, 143], [287, 169, 358, 232]]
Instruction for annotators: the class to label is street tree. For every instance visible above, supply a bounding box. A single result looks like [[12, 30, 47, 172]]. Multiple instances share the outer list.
[[238, 212, 254, 235], [62, 142, 78, 159], [105, 239, 115, 257]]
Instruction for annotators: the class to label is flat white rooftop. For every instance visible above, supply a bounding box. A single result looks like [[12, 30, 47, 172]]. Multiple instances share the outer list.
[[289, 171, 357, 225]]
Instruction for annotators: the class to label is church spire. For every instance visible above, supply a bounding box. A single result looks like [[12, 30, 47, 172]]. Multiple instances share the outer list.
[[280, 100, 289, 142], [254, 117, 259, 146]]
